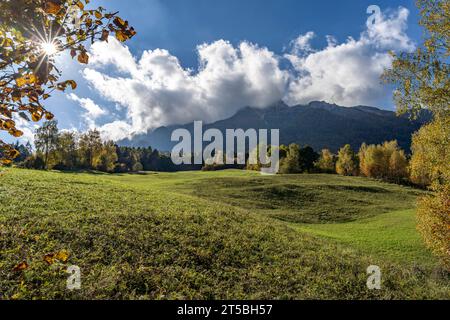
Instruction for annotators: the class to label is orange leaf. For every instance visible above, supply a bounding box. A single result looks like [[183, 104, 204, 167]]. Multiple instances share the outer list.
[[13, 261, 28, 272], [101, 30, 110, 42], [78, 52, 89, 64], [44, 1, 61, 15], [70, 49, 77, 59], [43, 254, 55, 265]]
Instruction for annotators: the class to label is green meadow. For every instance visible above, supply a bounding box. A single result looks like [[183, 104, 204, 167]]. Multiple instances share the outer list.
[[0, 168, 448, 299]]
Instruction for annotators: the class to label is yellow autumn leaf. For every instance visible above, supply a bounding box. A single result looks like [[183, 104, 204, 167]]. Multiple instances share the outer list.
[[8, 149, 20, 159], [113, 17, 127, 28], [67, 80, 77, 90], [55, 250, 69, 262], [15, 77, 26, 87], [31, 112, 42, 122], [15, 74, 36, 87], [115, 30, 127, 42], [45, 112, 54, 120], [76, 1, 84, 10], [9, 129, 24, 137]]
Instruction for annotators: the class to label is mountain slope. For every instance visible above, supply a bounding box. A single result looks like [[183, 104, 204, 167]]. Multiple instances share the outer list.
[[119, 101, 428, 152]]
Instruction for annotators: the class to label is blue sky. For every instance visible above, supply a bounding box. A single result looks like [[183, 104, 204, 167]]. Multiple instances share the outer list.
[[5, 0, 423, 144], [95, 0, 420, 68]]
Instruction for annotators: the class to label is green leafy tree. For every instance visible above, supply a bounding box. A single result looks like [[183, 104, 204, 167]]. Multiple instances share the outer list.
[[279, 144, 301, 174], [132, 162, 144, 172], [78, 129, 102, 169], [34, 119, 59, 169], [54, 131, 77, 169], [0, 0, 135, 164]]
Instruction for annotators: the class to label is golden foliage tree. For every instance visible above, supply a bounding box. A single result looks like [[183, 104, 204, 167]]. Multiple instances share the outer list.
[[315, 149, 336, 173], [410, 116, 450, 188], [359, 141, 409, 183], [0, 0, 136, 164], [336, 144, 358, 176], [417, 185, 450, 268], [383, 0, 449, 267]]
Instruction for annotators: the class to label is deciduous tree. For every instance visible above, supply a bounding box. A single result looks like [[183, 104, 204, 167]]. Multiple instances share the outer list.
[[336, 144, 358, 176], [34, 119, 58, 169], [0, 0, 135, 164], [383, 0, 449, 267]]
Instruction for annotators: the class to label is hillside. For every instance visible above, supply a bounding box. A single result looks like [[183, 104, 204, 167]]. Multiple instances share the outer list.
[[0, 169, 448, 300], [119, 101, 429, 152]]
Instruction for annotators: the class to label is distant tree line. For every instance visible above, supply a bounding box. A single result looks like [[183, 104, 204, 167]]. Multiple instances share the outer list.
[[246, 140, 415, 186], [6, 120, 433, 189], [13, 120, 191, 173]]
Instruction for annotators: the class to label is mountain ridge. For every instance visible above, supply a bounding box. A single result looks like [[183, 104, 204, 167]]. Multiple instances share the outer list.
[[118, 101, 429, 153]]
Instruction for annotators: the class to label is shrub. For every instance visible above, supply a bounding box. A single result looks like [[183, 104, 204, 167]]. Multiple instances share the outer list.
[[132, 162, 144, 172]]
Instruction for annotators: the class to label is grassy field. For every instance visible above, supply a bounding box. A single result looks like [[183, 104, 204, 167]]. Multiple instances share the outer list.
[[0, 168, 448, 300]]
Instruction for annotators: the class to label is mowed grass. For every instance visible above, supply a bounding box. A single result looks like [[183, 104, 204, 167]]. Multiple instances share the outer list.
[[0, 168, 448, 300]]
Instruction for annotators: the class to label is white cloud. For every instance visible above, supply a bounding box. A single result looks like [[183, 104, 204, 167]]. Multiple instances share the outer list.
[[83, 39, 287, 140], [12, 115, 39, 145], [97, 121, 133, 142], [81, 7, 414, 141], [67, 93, 108, 129], [285, 7, 414, 107], [289, 31, 316, 55]]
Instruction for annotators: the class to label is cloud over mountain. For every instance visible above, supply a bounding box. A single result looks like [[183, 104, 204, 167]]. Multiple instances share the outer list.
[[76, 7, 414, 141]]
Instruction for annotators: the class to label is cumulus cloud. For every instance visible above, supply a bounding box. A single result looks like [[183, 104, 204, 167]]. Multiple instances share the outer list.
[[289, 31, 316, 55], [285, 7, 414, 106], [81, 7, 414, 141], [67, 93, 108, 130], [97, 120, 133, 142], [83, 39, 287, 140]]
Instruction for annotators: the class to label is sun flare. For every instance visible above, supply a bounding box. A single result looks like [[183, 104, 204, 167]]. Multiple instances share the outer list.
[[41, 41, 58, 56]]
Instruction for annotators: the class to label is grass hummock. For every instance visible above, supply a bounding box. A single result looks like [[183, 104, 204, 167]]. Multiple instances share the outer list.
[[0, 168, 448, 299]]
